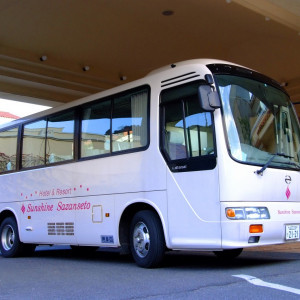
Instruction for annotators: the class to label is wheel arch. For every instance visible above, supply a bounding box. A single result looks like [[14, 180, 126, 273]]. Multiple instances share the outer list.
[[0, 209, 18, 226], [118, 202, 167, 254], [0, 208, 23, 238], [0, 208, 35, 257]]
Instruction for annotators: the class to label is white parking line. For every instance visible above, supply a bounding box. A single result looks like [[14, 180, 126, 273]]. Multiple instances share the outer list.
[[233, 274, 300, 295]]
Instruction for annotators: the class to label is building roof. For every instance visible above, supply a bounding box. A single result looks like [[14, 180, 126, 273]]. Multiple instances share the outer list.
[[0, 0, 299, 121], [0, 111, 19, 119]]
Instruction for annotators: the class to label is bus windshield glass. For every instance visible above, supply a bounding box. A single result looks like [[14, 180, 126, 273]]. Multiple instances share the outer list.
[[215, 74, 300, 170]]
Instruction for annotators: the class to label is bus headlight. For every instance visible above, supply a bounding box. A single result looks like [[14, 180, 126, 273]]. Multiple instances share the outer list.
[[226, 207, 270, 220]]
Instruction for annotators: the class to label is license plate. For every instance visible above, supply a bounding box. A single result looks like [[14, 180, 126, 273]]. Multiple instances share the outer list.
[[285, 224, 300, 240]]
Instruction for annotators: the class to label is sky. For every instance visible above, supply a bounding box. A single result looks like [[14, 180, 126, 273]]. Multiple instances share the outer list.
[[0, 98, 51, 118]]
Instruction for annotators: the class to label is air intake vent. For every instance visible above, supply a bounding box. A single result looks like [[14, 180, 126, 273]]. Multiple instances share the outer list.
[[161, 72, 200, 87], [48, 222, 74, 236]]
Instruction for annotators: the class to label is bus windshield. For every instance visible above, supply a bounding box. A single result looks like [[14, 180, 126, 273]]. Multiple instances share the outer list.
[[215, 74, 300, 170]]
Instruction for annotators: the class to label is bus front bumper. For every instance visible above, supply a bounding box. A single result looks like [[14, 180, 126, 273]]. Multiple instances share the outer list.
[[220, 202, 300, 249]]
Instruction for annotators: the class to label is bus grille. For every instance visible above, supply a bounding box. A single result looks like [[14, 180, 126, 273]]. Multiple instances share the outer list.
[[47, 222, 74, 236]]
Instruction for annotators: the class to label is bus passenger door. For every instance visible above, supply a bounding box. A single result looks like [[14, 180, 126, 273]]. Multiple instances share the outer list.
[[160, 82, 221, 249]]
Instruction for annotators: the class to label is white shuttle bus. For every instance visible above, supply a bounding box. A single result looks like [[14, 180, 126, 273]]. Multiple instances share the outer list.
[[0, 59, 299, 268]]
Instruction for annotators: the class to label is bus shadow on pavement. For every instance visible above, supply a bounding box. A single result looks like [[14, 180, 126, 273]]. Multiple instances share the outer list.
[[33, 245, 133, 264], [30, 245, 300, 269], [162, 250, 300, 269]]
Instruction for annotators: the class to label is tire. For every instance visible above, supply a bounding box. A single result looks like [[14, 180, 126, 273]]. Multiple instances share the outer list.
[[0, 217, 35, 257], [130, 210, 165, 268], [213, 248, 243, 259]]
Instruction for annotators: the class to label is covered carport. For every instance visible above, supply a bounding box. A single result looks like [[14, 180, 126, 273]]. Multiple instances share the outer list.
[[0, 0, 299, 117]]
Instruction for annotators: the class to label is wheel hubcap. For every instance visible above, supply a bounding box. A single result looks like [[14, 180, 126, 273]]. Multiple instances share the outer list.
[[1, 225, 15, 251], [133, 221, 150, 258]]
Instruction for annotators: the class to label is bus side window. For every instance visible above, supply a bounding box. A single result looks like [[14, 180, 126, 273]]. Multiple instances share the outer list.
[[0, 127, 18, 172], [22, 120, 47, 168], [81, 100, 111, 158], [80, 88, 148, 158], [46, 111, 75, 164], [112, 90, 148, 153]]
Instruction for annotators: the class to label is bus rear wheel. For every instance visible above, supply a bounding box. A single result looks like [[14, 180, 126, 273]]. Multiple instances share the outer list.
[[0, 217, 35, 257], [130, 210, 165, 268]]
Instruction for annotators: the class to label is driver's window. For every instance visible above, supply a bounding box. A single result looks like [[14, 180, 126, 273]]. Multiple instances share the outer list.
[[162, 96, 214, 161], [164, 101, 187, 160], [185, 99, 214, 156]]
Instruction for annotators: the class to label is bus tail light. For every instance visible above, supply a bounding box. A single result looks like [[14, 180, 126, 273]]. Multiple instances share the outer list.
[[249, 224, 263, 233]]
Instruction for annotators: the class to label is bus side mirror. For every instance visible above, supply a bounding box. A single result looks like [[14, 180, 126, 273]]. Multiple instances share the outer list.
[[198, 85, 221, 111]]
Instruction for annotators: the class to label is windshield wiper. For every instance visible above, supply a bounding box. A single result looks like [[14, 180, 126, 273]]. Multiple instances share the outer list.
[[255, 152, 298, 175]]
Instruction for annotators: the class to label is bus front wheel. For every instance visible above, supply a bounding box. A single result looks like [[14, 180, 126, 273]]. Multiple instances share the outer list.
[[130, 210, 165, 268], [0, 217, 35, 257]]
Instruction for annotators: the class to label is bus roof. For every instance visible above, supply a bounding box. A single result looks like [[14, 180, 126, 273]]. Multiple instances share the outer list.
[[0, 59, 247, 131]]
